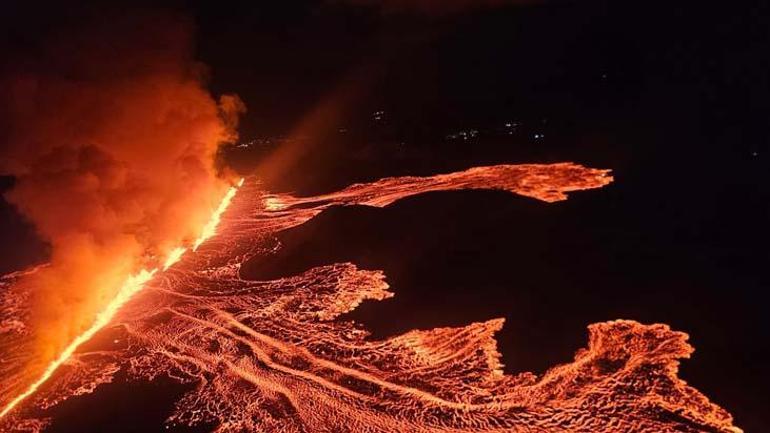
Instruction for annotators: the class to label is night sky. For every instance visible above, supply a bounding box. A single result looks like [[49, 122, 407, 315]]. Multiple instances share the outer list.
[[1, 1, 768, 431]]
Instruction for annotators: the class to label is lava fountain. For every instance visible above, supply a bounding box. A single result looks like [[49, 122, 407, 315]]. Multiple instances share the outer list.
[[0, 163, 743, 432]]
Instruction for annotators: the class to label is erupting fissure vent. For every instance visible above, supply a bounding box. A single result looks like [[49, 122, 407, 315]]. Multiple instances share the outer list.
[[0, 179, 245, 421], [0, 164, 741, 433]]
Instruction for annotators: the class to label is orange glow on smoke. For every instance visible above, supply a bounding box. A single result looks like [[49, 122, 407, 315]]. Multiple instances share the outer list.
[[0, 180, 244, 419], [0, 14, 248, 425]]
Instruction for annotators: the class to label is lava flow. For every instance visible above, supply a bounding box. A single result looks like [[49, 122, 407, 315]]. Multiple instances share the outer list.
[[0, 163, 742, 433], [0, 179, 244, 421]]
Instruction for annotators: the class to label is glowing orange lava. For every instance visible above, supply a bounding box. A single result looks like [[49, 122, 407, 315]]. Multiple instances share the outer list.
[[0, 165, 741, 433], [0, 179, 244, 420], [192, 179, 244, 252], [0, 269, 155, 419], [163, 247, 188, 271]]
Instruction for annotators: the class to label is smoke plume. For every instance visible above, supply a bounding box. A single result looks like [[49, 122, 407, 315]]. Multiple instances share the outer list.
[[0, 11, 244, 367]]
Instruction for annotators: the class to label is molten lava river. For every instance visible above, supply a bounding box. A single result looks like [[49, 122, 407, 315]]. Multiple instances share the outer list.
[[0, 163, 741, 432]]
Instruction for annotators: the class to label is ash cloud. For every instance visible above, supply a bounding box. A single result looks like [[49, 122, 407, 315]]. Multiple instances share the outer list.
[[0, 10, 244, 363]]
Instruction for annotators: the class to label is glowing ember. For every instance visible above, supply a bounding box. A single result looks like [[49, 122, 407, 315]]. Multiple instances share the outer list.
[[0, 164, 741, 433]]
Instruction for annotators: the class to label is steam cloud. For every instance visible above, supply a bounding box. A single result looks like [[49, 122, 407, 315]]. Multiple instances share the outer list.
[[0, 12, 244, 368]]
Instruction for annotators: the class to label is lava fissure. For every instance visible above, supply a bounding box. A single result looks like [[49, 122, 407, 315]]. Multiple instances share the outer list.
[[0, 180, 244, 421]]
